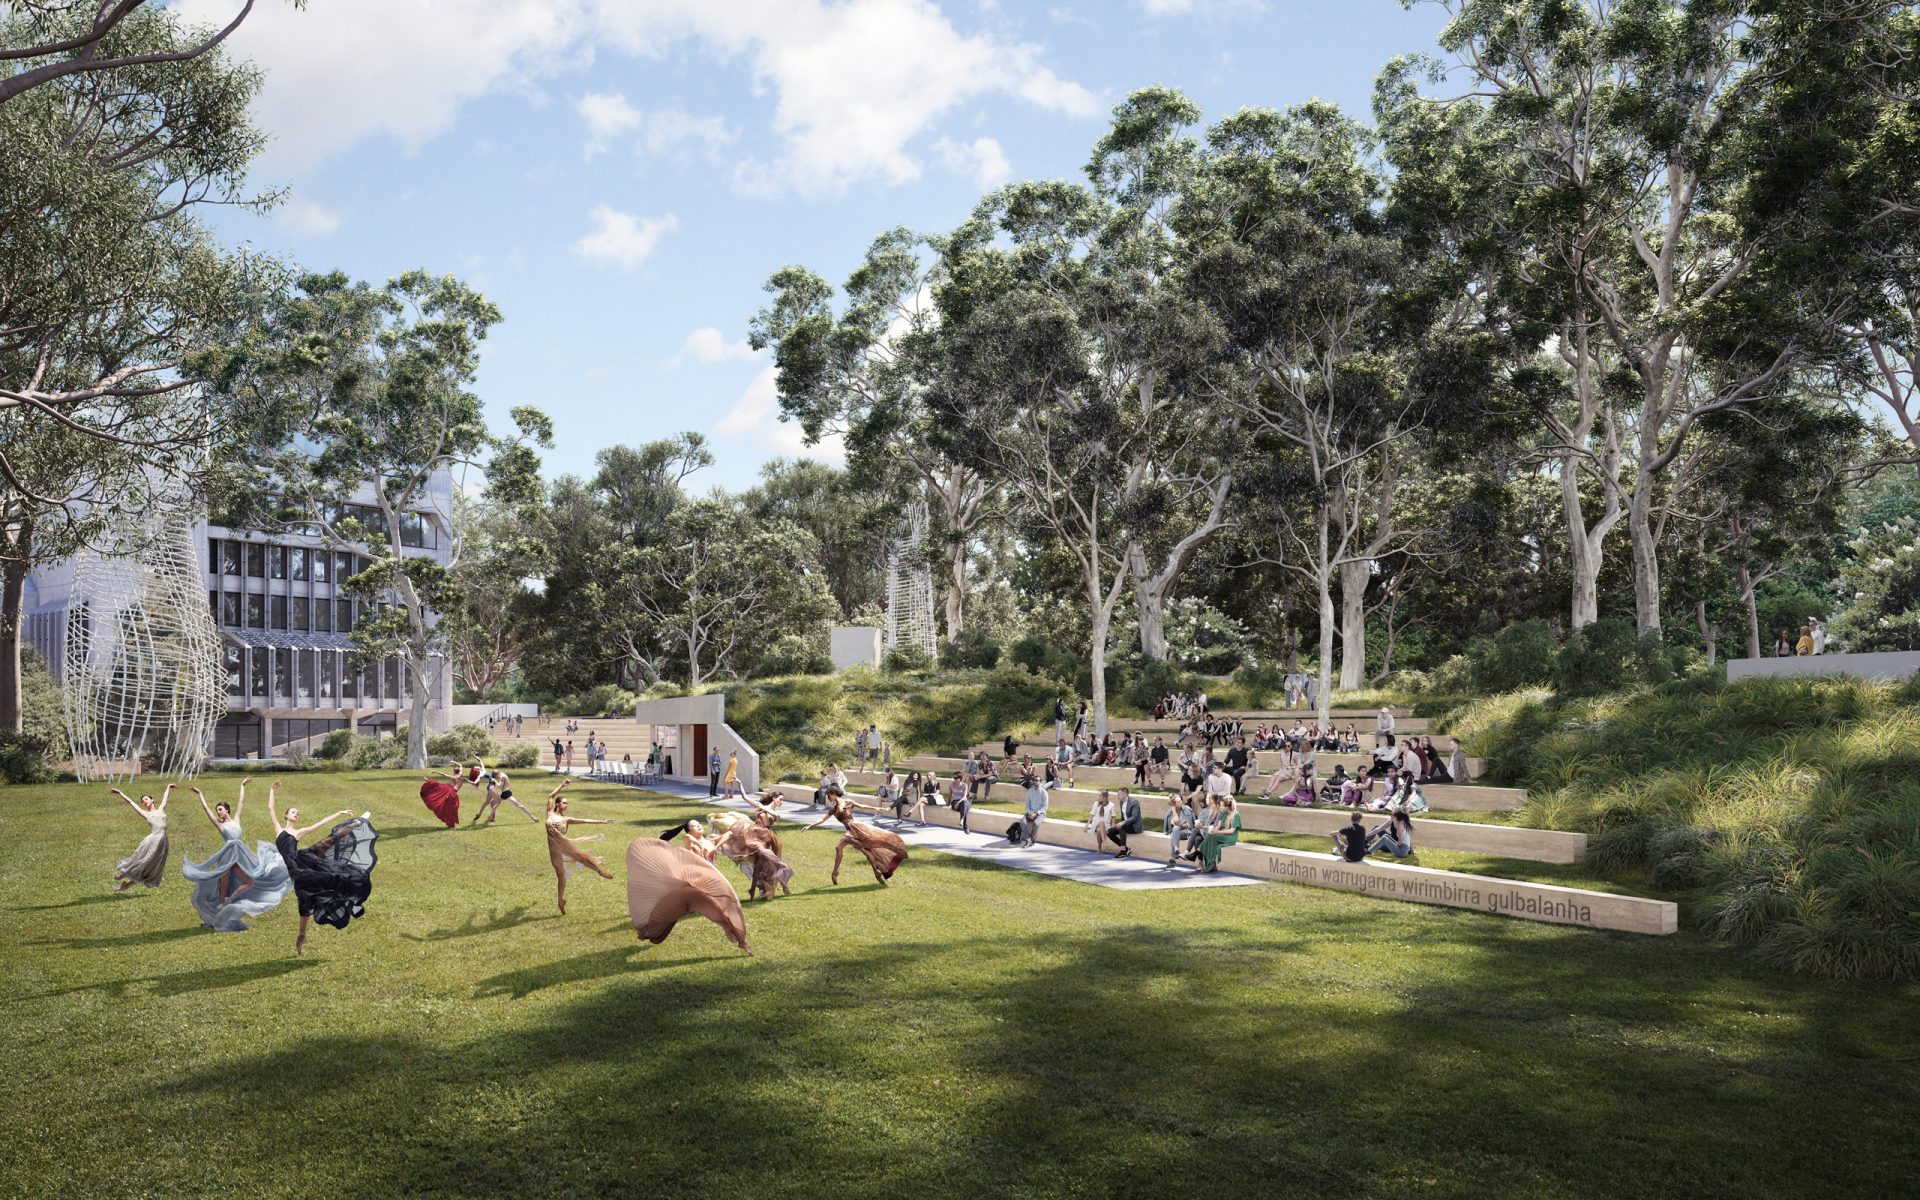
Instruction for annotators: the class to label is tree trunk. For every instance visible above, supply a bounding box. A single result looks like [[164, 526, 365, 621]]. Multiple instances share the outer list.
[[1337, 557, 1368, 691], [406, 655, 430, 769], [1088, 602, 1111, 739], [1739, 564, 1761, 659], [1562, 465, 1604, 629], [1696, 599, 1716, 668], [1628, 470, 1663, 640], [1316, 574, 1336, 728], [0, 530, 28, 734], [1129, 542, 1169, 662], [944, 539, 966, 641]]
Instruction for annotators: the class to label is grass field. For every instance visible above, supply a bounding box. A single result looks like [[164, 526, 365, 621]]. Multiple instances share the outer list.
[[3, 770, 1915, 1199]]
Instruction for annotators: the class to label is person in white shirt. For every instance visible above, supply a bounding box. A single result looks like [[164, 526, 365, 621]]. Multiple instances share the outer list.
[[1087, 790, 1116, 851], [1376, 707, 1396, 748], [1811, 619, 1826, 655], [1398, 742, 1421, 778], [1203, 762, 1234, 808]]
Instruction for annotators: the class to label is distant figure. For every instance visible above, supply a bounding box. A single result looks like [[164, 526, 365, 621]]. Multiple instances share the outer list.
[[1796, 623, 1814, 656], [1773, 629, 1792, 657], [1811, 618, 1826, 655], [1053, 696, 1067, 743]]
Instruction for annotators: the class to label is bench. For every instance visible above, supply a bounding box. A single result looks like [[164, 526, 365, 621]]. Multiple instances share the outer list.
[[768, 783, 1668, 934]]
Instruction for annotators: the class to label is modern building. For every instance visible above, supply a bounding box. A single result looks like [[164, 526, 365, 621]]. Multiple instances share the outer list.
[[23, 473, 456, 761]]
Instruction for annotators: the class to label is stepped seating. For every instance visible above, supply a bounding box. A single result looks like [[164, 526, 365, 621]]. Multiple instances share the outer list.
[[841, 770, 1580, 863], [769, 782, 1669, 935], [964, 742, 1488, 779], [907, 755, 1522, 812]]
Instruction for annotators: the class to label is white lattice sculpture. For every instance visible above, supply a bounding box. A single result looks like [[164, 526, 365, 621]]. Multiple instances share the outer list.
[[64, 501, 226, 781], [884, 501, 938, 662]]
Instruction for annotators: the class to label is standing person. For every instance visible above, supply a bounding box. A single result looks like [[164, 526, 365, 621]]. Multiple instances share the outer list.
[[707, 746, 723, 797], [1303, 674, 1319, 712], [1811, 619, 1826, 655], [1796, 623, 1814, 655], [543, 779, 616, 915], [1053, 696, 1068, 743], [1772, 629, 1792, 656], [1073, 700, 1088, 739], [721, 750, 744, 800], [108, 785, 172, 892], [565, 740, 576, 773], [551, 736, 565, 774], [853, 724, 871, 770], [181, 781, 292, 932], [266, 782, 374, 956], [1106, 788, 1144, 859]]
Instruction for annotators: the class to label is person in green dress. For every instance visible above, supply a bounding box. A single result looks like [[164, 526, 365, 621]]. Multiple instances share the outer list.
[[1198, 796, 1241, 873]]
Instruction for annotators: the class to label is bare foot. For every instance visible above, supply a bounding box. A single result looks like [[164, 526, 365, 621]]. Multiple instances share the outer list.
[[294, 932, 306, 956]]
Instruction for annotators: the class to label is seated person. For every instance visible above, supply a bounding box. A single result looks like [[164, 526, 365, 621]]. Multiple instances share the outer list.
[[1162, 795, 1193, 867], [1278, 771, 1318, 806], [1332, 812, 1370, 862], [1368, 809, 1415, 858], [1318, 764, 1349, 803]]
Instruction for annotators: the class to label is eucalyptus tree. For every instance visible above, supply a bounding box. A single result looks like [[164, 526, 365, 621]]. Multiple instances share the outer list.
[[751, 229, 991, 640], [203, 270, 550, 769], [0, 1, 300, 105], [1407, 0, 1887, 638], [928, 92, 1236, 736]]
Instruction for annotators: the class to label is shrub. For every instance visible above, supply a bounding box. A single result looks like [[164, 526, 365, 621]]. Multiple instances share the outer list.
[[938, 627, 1001, 670], [315, 729, 355, 760], [881, 642, 934, 673], [1550, 616, 1644, 697], [1471, 619, 1557, 692], [548, 684, 640, 718], [1231, 662, 1288, 707], [754, 635, 832, 677], [1428, 654, 1476, 694], [427, 723, 492, 760], [1006, 635, 1081, 685], [0, 729, 55, 785], [495, 740, 541, 769], [1123, 659, 1203, 712]]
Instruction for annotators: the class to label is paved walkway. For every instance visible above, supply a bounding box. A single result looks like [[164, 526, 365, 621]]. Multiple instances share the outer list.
[[606, 776, 1260, 892]]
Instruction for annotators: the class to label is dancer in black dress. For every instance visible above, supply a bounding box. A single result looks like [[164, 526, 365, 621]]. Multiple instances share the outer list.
[[266, 782, 378, 956]]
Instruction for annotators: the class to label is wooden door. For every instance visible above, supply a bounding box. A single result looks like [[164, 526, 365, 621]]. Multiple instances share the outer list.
[[692, 725, 707, 778]]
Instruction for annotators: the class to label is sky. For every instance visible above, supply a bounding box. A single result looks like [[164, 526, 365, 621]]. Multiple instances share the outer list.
[[180, 0, 1454, 492]]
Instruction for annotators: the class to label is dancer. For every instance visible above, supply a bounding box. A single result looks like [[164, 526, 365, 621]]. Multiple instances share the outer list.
[[800, 790, 909, 885], [468, 765, 537, 825], [625, 836, 752, 954], [109, 784, 172, 891], [419, 764, 476, 828], [265, 783, 376, 955], [544, 779, 615, 914], [181, 781, 291, 932], [705, 801, 794, 899]]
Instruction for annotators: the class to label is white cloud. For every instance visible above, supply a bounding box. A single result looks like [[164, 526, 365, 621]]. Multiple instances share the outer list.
[[934, 135, 1010, 189], [577, 91, 644, 159], [589, 0, 1098, 194], [718, 365, 845, 461], [571, 207, 678, 270], [672, 327, 762, 366], [275, 195, 342, 236], [1140, 0, 1196, 13]]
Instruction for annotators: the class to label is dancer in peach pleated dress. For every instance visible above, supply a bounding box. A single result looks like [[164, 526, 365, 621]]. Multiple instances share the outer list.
[[800, 789, 908, 885], [625, 836, 752, 955], [543, 779, 614, 914], [705, 803, 794, 900]]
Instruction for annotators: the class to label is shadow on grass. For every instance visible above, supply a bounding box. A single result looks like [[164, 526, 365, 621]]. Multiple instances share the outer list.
[[18, 957, 318, 1002], [472, 945, 735, 999], [376, 823, 462, 843], [7, 892, 141, 912], [31, 926, 208, 951], [402, 905, 556, 943]]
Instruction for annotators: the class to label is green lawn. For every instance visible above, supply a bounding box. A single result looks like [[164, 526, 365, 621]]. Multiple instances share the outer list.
[[2, 770, 1914, 1199]]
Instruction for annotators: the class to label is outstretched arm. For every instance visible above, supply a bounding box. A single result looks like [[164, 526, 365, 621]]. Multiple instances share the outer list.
[[546, 778, 570, 810], [157, 784, 173, 811], [568, 816, 614, 826], [292, 810, 354, 839], [800, 812, 836, 831], [109, 788, 142, 814], [233, 778, 247, 823], [192, 787, 217, 827]]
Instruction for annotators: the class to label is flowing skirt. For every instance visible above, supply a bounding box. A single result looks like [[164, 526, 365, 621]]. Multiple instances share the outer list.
[[843, 820, 908, 879], [420, 779, 461, 828], [114, 830, 170, 890], [277, 820, 378, 930], [1200, 830, 1238, 869], [625, 837, 749, 950], [182, 838, 292, 932]]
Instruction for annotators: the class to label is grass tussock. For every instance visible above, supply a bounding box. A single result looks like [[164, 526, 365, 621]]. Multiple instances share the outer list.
[[1444, 674, 1920, 982]]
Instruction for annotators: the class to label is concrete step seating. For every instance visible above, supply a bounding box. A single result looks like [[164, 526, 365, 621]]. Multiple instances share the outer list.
[[905, 755, 1524, 813], [769, 782, 1670, 935], [964, 742, 1488, 779], [839, 770, 1579, 864], [1108, 710, 1433, 734]]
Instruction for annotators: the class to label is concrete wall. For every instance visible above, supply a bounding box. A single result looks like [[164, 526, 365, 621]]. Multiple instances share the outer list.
[[445, 702, 541, 725], [1728, 651, 1920, 683], [634, 693, 760, 793], [830, 626, 882, 670]]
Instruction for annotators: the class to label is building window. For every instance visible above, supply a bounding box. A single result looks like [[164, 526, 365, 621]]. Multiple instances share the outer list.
[[336, 551, 356, 582], [341, 655, 358, 700], [209, 590, 219, 621], [269, 545, 287, 580], [312, 549, 333, 585], [246, 542, 265, 578], [337, 598, 353, 633], [225, 646, 243, 697], [290, 546, 307, 582], [269, 595, 288, 631], [208, 538, 221, 573], [320, 652, 337, 703], [274, 649, 292, 701], [292, 597, 309, 632], [387, 658, 402, 702], [401, 511, 429, 548], [297, 650, 315, 705], [222, 591, 242, 627], [221, 540, 242, 575], [246, 594, 265, 629], [314, 599, 332, 633], [250, 648, 269, 698]]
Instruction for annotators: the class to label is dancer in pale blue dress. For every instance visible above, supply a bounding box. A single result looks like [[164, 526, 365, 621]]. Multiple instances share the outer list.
[[109, 784, 173, 891], [181, 780, 290, 932]]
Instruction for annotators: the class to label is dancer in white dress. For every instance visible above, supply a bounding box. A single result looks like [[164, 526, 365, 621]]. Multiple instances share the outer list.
[[109, 785, 172, 891]]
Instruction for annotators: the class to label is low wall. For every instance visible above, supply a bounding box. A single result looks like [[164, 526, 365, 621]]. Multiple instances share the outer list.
[[445, 702, 540, 726], [1728, 651, 1920, 683], [768, 783, 1669, 934]]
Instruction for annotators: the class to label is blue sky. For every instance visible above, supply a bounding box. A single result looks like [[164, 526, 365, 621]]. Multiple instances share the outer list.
[[185, 0, 1452, 491]]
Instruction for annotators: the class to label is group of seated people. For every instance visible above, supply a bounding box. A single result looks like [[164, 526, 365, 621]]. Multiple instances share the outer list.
[[1150, 691, 1210, 720], [1246, 722, 1362, 754], [1367, 735, 1469, 785]]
